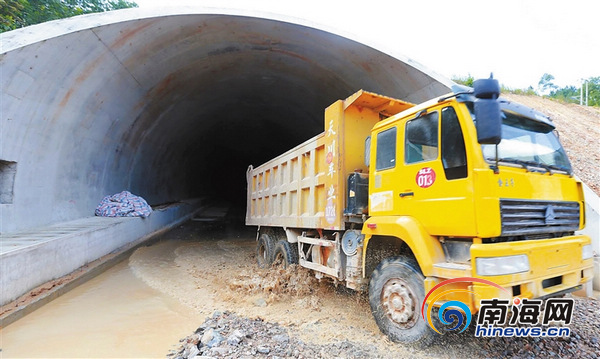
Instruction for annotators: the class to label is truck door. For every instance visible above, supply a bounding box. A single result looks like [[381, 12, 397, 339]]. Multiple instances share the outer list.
[[371, 105, 476, 236]]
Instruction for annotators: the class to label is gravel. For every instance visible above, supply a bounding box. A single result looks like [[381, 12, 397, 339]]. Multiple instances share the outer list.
[[429, 297, 600, 359], [170, 295, 599, 359], [169, 311, 380, 359]]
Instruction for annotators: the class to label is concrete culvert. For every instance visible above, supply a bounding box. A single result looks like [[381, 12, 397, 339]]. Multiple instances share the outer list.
[[0, 7, 452, 234], [0, 7, 452, 308]]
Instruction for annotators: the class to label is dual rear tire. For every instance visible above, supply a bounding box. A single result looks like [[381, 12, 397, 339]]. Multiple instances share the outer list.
[[256, 234, 274, 268], [256, 233, 298, 269]]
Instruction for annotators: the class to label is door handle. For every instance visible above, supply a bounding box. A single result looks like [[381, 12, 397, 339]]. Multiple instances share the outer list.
[[399, 191, 414, 198]]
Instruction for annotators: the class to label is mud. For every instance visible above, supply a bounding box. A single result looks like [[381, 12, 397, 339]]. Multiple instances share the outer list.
[[2, 220, 598, 358], [0, 260, 202, 358], [127, 223, 409, 355], [130, 222, 600, 359]]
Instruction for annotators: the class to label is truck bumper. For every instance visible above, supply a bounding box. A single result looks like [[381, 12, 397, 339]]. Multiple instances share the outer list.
[[468, 235, 593, 312]]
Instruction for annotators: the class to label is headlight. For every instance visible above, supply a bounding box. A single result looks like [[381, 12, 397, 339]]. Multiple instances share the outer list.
[[582, 244, 593, 260], [476, 254, 530, 276]]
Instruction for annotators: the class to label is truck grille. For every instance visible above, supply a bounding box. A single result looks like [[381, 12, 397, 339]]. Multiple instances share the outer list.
[[500, 199, 580, 237]]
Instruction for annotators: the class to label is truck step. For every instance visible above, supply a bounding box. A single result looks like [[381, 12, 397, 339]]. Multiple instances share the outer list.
[[299, 259, 339, 278], [297, 235, 335, 247]]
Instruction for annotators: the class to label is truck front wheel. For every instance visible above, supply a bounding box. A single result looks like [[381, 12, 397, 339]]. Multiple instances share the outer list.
[[368, 256, 434, 346], [256, 234, 274, 268]]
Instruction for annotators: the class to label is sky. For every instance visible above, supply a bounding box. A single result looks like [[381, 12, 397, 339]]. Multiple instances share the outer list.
[[132, 0, 599, 90]]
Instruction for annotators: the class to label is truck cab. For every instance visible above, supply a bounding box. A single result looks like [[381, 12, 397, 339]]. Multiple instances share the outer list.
[[362, 79, 593, 344]]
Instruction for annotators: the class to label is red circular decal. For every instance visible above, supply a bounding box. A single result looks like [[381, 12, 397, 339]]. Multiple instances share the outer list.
[[416, 167, 436, 188], [326, 152, 333, 164]]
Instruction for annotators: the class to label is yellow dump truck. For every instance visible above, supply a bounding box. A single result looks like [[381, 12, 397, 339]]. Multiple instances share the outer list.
[[245, 78, 593, 344]]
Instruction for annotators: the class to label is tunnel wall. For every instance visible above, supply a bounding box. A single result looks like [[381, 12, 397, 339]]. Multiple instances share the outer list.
[[0, 8, 452, 234]]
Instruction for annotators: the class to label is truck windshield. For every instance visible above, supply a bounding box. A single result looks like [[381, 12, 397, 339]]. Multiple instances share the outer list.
[[481, 111, 572, 173]]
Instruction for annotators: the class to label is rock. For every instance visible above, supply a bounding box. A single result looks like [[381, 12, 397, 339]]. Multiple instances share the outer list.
[[253, 298, 267, 307], [187, 334, 201, 345], [188, 345, 200, 358], [227, 329, 245, 346], [273, 334, 289, 343], [201, 329, 223, 348], [210, 347, 229, 356], [201, 329, 215, 346], [208, 333, 223, 348], [257, 345, 270, 354]]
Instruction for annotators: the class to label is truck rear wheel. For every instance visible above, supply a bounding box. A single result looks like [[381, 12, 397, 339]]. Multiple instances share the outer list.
[[368, 256, 434, 346], [256, 234, 274, 268], [272, 240, 299, 269]]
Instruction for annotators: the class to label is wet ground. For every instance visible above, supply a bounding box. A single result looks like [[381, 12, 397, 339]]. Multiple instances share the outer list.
[[0, 256, 202, 358], [1, 220, 598, 358], [0, 220, 401, 358], [125, 221, 407, 354]]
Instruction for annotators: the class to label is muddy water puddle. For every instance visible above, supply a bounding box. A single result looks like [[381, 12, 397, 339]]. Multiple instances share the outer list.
[[1, 222, 413, 358], [0, 259, 201, 358]]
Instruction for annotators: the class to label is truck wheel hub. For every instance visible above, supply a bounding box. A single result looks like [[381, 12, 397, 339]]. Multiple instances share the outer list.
[[381, 279, 417, 327]]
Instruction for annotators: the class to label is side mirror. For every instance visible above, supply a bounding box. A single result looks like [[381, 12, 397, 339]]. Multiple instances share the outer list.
[[475, 100, 502, 144], [473, 77, 500, 99], [473, 77, 502, 144], [364, 136, 371, 167]]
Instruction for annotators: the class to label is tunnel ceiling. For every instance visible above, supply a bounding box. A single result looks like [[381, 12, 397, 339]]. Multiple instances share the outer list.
[[0, 7, 452, 233]]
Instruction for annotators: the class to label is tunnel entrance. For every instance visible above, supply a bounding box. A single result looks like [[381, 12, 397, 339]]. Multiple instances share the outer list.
[[1, 9, 451, 234], [182, 92, 323, 217]]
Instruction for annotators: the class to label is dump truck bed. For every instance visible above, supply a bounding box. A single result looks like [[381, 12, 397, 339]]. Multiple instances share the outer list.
[[246, 133, 327, 229]]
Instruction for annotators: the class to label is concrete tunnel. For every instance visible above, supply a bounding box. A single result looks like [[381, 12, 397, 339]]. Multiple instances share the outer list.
[[1, 7, 453, 235], [1, 8, 599, 310], [1, 7, 455, 305]]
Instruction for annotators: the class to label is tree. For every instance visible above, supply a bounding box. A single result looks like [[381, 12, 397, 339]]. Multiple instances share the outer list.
[[538, 73, 558, 95], [0, 0, 137, 32], [549, 86, 579, 104], [0, 0, 27, 31], [548, 76, 600, 107], [581, 76, 600, 107]]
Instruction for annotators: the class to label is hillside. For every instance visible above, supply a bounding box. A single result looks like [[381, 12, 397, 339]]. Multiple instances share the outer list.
[[502, 93, 600, 195]]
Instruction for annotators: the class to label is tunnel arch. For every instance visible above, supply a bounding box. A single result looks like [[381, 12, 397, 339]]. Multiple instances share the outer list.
[[0, 7, 452, 233]]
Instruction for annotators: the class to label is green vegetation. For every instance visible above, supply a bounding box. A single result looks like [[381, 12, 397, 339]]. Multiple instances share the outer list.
[[546, 76, 599, 107], [453, 74, 475, 87], [1, 0, 137, 32], [452, 74, 599, 107]]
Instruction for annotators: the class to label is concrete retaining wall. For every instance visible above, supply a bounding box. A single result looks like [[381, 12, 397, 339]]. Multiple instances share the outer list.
[[0, 200, 200, 306]]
